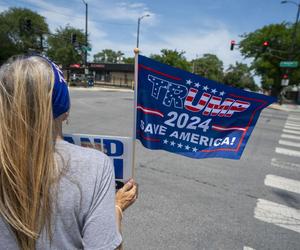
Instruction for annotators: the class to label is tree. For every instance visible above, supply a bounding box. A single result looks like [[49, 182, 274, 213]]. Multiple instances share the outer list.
[[46, 26, 86, 67], [93, 49, 124, 63], [150, 49, 191, 71], [223, 62, 258, 91], [239, 23, 300, 95], [0, 7, 49, 64], [123, 56, 134, 64], [191, 54, 224, 82]]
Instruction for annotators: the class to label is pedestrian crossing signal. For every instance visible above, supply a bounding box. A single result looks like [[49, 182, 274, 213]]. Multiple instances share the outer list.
[[71, 33, 77, 44]]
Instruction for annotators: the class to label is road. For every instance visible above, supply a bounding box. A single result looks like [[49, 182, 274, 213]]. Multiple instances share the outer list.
[[64, 88, 300, 250]]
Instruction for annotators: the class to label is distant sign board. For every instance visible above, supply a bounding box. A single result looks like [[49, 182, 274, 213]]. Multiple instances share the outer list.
[[281, 79, 289, 86], [63, 133, 132, 189], [279, 61, 298, 68]]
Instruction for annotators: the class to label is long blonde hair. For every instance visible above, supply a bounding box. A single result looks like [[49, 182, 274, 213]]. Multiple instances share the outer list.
[[0, 56, 58, 249]]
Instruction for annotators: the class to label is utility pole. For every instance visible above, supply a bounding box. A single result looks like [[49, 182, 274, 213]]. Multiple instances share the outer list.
[[280, 0, 300, 101], [82, 0, 88, 67]]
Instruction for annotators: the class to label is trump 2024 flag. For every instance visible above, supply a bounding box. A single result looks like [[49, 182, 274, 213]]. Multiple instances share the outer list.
[[136, 55, 276, 159]]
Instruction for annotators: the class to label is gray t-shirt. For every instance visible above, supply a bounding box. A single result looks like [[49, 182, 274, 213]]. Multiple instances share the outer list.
[[0, 139, 122, 250]]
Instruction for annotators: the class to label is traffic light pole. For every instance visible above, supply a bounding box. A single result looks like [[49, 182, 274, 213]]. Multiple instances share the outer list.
[[290, 2, 300, 59], [84, 1, 88, 66], [281, 1, 300, 99]]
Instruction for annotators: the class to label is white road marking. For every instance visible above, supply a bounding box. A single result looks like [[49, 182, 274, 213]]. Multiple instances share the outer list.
[[243, 247, 255, 250], [284, 125, 300, 131], [281, 134, 300, 140], [279, 140, 300, 148], [254, 199, 300, 233], [287, 117, 300, 122], [285, 122, 300, 128], [283, 129, 300, 135], [276, 147, 300, 157], [271, 158, 300, 172], [265, 175, 300, 194]]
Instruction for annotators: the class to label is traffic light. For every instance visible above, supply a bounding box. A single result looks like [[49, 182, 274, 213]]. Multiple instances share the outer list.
[[24, 19, 32, 31], [230, 40, 235, 50], [71, 33, 77, 44], [262, 41, 269, 53], [282, 73, 289, 79]]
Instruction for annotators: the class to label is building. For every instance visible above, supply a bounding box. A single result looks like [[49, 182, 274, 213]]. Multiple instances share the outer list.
[[67, 62, 134, 88]]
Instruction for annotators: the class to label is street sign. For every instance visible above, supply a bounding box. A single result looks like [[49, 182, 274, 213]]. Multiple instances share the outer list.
[[281, 79, 289, 86], [279, 61, 298, 68], [82, 46, 92, 52]]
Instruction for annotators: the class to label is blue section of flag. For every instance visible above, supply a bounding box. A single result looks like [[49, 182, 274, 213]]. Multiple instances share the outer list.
[[136, 55, 276, 159]]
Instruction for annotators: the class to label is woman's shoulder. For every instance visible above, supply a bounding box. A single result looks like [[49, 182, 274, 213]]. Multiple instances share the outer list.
[[55, 139, 112, 177]]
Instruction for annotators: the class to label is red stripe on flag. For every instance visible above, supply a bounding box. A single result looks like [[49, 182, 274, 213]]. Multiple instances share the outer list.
[[185, 106, 200, 112], [137, 130, 160, 142], [186, 96, 194, 102], [199, 100, 207, 106], [139, 64, 181, 81]]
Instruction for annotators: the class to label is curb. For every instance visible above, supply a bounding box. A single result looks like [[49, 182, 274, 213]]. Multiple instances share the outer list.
[[69, 86, 134, 93], [268, 104, 300, 112]]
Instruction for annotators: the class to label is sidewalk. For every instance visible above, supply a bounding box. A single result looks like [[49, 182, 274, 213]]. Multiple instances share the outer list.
[[268, 103, 300, 112]]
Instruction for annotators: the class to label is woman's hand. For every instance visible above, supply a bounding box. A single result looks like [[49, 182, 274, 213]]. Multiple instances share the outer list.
[[115, 179, 138, 211]]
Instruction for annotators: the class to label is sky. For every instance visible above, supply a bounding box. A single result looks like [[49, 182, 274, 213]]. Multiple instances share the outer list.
[[0, 0, 297, 70]]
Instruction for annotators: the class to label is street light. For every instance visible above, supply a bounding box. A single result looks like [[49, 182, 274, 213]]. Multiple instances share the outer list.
[[81, 0, 88, 66], [136, 14, 150, 48], [281, 0, 300, 58]]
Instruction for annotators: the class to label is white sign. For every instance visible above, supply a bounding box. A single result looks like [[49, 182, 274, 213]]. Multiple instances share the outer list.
[[63, 133, 132, 189], [281, 79, 289, 86]]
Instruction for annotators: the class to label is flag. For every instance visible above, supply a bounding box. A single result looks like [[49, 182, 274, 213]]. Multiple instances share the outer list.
[[136, 55, 276, 159]]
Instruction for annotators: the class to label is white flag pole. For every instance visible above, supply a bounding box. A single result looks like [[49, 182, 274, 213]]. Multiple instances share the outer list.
[[132, 48, 139, 179]]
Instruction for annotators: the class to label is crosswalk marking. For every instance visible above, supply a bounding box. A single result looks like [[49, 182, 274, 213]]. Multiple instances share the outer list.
[[265, 175, 300, 194], [282, 129, 300, 135], [287, 116, 300, 122], [285, 122, 300, 128], [276, 147, 300, 157], [271, 158, 300, 172], [279, 139, 300, 148], [284, 125, 300, 131], [254, 199, 300, 233], [281, 134, 300, 140]]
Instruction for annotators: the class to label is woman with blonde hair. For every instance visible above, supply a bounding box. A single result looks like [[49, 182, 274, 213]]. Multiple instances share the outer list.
[[0, 55, 137, 249]]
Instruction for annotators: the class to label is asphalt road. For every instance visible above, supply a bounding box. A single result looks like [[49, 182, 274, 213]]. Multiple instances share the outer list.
[[64, 88, 300, 250]]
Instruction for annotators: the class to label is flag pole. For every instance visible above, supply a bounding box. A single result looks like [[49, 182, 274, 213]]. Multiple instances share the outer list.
[[132, 48, 139, 179]]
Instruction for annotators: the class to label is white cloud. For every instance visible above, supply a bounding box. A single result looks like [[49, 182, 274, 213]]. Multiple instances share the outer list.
[[1, 0, 252, 71], [98, 1, 157, 25], [139, 27, 246, 70]]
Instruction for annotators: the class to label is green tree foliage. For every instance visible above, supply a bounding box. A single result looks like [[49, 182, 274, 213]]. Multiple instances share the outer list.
[[93, 49, 124, 63], [0, 7, 49, 64], [191, 54, 224, 82], [239, 23, 300, 94], [123, 56, 134, 64], [150, 49, 191, 71], [47, 26, 86, 67], [224, 62, 258, 91]]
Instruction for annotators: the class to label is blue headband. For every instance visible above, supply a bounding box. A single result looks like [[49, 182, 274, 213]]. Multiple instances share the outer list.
[[36, 56, 70, 118]]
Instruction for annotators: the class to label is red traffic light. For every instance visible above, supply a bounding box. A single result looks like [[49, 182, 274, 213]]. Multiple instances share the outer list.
[[283, 74, 288, 79], [263, 41, 269, 46], [230, 40, 236, 50]]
